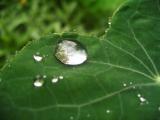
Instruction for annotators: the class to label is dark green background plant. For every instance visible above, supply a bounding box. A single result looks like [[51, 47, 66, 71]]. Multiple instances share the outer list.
[[0, 0, 125, 68]]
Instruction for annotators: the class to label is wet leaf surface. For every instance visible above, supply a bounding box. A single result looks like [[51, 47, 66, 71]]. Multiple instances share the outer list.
[[1, 0, 160, 119]]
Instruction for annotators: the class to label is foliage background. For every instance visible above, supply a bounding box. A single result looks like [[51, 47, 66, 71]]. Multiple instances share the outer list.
[[0, 0, 126, 68]]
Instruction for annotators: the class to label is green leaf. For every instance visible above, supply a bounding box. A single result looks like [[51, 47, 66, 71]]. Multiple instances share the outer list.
[[1, 0, 160, 120]]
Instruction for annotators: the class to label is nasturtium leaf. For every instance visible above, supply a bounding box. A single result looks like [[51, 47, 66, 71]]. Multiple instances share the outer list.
[[1, 0, 160, 120]]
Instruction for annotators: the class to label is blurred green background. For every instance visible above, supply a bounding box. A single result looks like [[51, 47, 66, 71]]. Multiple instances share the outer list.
[[0, 0, 126, 68]]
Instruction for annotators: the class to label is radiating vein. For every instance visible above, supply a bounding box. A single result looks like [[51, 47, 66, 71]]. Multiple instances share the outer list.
[[127, 21, 159, 76], [103, 39, 155, 77], [88, 60, 154, 80]]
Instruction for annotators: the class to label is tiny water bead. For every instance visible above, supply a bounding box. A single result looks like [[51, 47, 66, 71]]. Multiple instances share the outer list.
[[123, 83, 127, 87], [137, 94, 148, 105], [51, 75, 63, 84], [33, 75, 44, 88], [70, 116, 74, 120], [55, 40, 87, 65], [106, 109, 111, 114], [43, 75, 47, 78], [33, 55, 43, 62], [34, 79, 44, 87], [51, 77, 59, 83], [59, 75, 63, 80]]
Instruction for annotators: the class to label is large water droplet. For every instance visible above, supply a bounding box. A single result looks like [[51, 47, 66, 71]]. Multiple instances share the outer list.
[[55, 40, 87, 65], [33, 75, 44, 87]]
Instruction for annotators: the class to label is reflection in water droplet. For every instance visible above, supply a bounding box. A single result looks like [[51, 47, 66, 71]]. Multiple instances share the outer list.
[[51, 77, 59, 83], [55, 40, 87, 65], [106, 109, 111, 114], [34, 76, 44, 88], [33, 55, 43, 62]]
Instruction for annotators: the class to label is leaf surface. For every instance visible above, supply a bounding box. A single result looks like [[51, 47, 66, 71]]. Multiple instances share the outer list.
[[1, 0, 160, 120]]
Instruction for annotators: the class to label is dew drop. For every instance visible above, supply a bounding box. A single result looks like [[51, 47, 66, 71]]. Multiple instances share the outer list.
[[51, 77, 59, 83], [59, 75, 63, 80], [33, 76, 44, 88], [33, 55, 43, 62], [137, 94, 141, 97], [158, 106, 160, 111], [123, 83, 127, 87], [137, 94, 148, 105], [106, 109, 111, 114], [129, 82, 133, 85], [139, 97, 146, 102], [43, 75, 47, 78], [70, 116, 74, 120], [55, 40, 87, 65], [132, 86, 136, 89]]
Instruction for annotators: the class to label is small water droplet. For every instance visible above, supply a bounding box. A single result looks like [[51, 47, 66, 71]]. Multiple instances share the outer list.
[[123, 83, 127, 87], [55, 40, 87, 65], [106, 109, 111, 114], [158, 106, 160, 111], [70, 116, 74, 120], [139, 97, 146, 102], [137, 94, 148, 105], [59, 75, 63, 80], [43, 75, 47, 78], [33, 55, 43, 62], [132, 86, 136, 89], [36, 52, 40, 55], [33, 76, 44, 88], [137, 94, 141, 97], [129, 82, 133, 85], [51, 77, 59, 83]]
